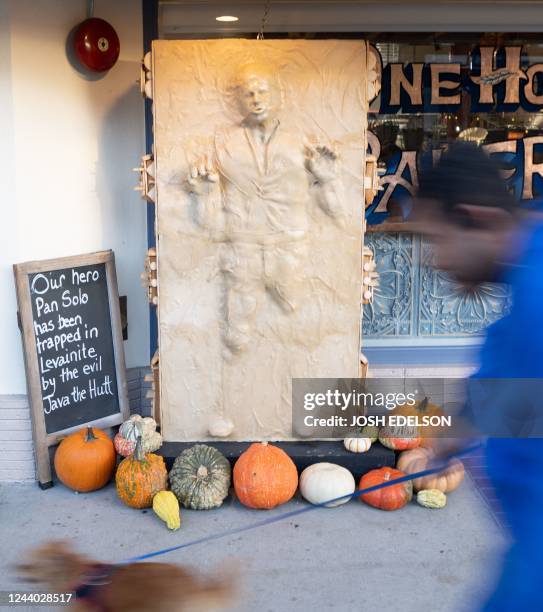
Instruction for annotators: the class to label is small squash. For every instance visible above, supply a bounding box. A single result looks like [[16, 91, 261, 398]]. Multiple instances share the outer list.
[[396, 446, 464, 493], [419, 436, 435, 449], [393, 397, 447, 440], [116, 437, 168, 508], [54, 426, 116, 493], [299, 463, 355, 507], [417, 489, 447, 509], [169, 444, 231, 510], [119, 414, 145, 440], [115, 414, 162, 457], [114, 433, 136, 457], [141, 430, 163, 454], [153, 491, 181, 530], [379, 424, 421, 451], [234, 442, 298, 509], [141, 417, 158, 437], [393, 396, 444, 420], [359, 467, 412, 511], [343, 437, 372, 453], [361, 425, 379, 443]]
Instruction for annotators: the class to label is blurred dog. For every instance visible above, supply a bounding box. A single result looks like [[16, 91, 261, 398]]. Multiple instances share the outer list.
[[16, 541, 235, 611]]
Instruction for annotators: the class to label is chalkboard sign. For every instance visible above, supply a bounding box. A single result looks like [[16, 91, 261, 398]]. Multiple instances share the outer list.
[[14, 251, 128, 488]]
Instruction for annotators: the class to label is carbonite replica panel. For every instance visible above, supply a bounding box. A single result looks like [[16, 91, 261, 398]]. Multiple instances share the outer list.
[[152, 39, 368, 441]]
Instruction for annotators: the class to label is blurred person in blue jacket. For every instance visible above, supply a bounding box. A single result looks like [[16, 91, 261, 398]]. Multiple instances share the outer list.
[[417, 143, 543, 611]]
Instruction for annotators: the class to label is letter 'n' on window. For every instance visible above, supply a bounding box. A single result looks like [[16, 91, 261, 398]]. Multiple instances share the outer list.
[[388, 63, 424, 107]]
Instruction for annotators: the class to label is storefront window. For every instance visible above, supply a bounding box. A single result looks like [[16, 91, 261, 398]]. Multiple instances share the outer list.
[[364, 33, 542, 341]]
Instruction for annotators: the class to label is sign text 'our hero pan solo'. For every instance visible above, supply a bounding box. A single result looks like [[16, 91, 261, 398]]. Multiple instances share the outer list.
[[27, 264, 119, 434]]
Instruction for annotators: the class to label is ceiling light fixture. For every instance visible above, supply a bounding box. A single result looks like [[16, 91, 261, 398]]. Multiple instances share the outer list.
[[216, 15, 239, 22]]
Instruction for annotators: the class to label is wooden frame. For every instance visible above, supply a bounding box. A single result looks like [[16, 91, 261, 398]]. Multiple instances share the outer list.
[[13, 250, 129, 488]]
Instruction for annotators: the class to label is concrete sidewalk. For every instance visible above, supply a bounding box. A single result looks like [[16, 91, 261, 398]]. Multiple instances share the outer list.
[[0, 474, 506, 612]]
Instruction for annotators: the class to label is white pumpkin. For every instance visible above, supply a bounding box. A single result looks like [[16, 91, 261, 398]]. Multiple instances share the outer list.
[[299, 463, 355, 508], [343, 437, 372, 453]]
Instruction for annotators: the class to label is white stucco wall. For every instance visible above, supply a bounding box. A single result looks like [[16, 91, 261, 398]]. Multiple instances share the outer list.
[[0, 0, 148, 480], [0, 0, 148, 396]]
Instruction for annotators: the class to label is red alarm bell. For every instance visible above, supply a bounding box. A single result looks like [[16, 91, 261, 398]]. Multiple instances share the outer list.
[[73, 17, 120, 73]]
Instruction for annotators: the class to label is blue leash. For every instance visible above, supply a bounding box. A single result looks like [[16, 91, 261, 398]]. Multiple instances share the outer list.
[[121, 444, 481, 565]]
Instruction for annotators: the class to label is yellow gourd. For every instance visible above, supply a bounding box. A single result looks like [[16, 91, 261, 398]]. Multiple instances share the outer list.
[[152, 491, 181, 530], [416, 489, 447, 509]]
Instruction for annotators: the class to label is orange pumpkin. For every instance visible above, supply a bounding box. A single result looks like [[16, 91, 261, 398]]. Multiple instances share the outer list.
[[393, 396, 444, 419], [419, 437, 435, 449], [115, 437, 168, 508], [54, 426, 116, 492], [379, 425, 421, 451], [393, 397, 446, 440], [396, 446, 464, 493], [359, 467, 412, 511], [234, 442, 298, 509]]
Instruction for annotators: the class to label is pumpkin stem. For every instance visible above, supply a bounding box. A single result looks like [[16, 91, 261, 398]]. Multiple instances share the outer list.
[[384, 471, 391, 481], [85, 426, 97, 442], [134, 435, 145, 461], [417, 397, 429, 413], [196, 465, 209, 479]]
